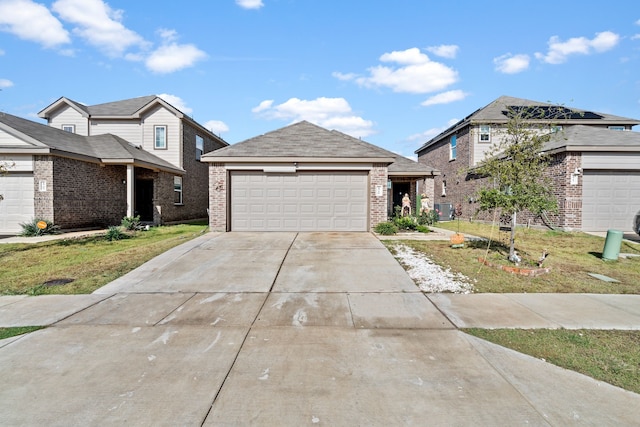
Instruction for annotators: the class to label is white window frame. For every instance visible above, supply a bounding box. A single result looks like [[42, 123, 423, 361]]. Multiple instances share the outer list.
[[154, 125, 167, 150], [174, 176, 183, 205], [449, 135, 457, 161], [479, 125, 490, 143], [62, 124, 75, 133], [196, 135, 204, 160]]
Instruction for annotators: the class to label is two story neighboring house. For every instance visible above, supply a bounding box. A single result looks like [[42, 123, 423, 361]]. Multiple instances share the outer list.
[[0, 96, 226, 234], [415, 96, 640, 232]]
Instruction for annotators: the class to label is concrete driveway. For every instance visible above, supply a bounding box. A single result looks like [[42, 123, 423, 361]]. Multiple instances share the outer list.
[[1, 232, 639, 425]]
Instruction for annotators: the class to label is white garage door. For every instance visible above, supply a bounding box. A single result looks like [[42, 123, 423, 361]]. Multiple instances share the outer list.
[[0, 173, 35, 234], [231, 171, 368, 231], [582, 171, 640, 232]]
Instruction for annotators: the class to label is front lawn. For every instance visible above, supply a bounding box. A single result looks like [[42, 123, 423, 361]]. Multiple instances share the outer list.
[[0, 223, 208, 295], [387, 221, 640, 294]]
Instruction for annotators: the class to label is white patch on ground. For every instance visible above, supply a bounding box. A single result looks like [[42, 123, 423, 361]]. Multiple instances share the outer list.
[[292, 309, 308, 327], [203, 331, 222, 353], [391, 244, 474, 294], [258, 368, 270, 380]]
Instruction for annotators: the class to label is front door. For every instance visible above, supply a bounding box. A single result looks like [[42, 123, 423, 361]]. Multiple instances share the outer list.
[[393, 182, 410, 216], [135, 179, 154, 221]]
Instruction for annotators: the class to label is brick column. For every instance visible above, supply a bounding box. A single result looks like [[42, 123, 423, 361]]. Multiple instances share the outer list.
[[369, 163, 388, 230], [209, 163, 227, 231]]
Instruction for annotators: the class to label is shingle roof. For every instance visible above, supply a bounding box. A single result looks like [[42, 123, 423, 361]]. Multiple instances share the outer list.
[[0, 112, 182, 173], [85, 95, 159, 116], [416, 96, 640, 154], [202, 121, 438, 176], [544, 125, 640, 152]]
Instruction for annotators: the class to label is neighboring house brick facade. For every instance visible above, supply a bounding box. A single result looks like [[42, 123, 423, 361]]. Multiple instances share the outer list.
[[416, 96, 640, 231]]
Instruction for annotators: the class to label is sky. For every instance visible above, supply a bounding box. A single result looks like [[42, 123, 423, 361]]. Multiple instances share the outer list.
[[0, 0, 639, 159]]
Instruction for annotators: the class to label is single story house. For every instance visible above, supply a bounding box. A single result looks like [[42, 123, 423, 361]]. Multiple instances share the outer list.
[[0, 95, 226, 234], [202, 121, 439, 232], [415, 96, 640, 232]]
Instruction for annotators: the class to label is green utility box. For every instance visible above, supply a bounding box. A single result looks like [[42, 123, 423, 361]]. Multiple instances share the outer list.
[[602, 229, 623, 261]]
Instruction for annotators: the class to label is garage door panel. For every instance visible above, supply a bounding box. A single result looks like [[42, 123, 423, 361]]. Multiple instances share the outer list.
[[582, 171, 640, 231], [0, 173, 35, 234], [231, 171, 368, 231]]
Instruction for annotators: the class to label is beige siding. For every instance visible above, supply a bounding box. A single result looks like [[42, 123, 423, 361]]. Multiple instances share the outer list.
[[48, 106, 88, 135], [0, 129, 32, 146], [0, 154, 33, 171], [89, 119, 142, 144], [582, 152, 640, 170], [141, 106, 181, 168], [472, 125, 497, 166]]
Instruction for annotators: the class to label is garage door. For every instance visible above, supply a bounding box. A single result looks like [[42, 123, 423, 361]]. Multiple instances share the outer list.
[[230, 171, 368, 231], [582, 171, 640, 231], [0, 173, 34, 234]]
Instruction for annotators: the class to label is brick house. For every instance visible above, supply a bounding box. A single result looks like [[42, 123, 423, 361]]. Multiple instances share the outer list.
[[415, 96, 640, 231], [0, 96, 226, 234], [202, 121, 438, 232]]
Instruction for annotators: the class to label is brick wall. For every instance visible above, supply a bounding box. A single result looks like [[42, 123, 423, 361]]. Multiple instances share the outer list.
[[208, 163, 227, 231], [369, 163, 388, 230], [417, 126, 583, 229], [40, 156, 127, 229]]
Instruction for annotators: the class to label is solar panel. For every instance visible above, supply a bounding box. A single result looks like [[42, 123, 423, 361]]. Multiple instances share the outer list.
[[503, 106, 603, 120]]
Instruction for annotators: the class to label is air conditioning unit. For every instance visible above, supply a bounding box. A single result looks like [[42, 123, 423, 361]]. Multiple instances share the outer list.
[[434, 203, 453, 221]]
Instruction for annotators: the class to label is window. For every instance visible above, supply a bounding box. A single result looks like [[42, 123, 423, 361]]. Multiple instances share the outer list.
[[154, 125, 167, 149], [196, 135, 204, 160], [551, 125, 563, 133], [479, 125, 490, 142], [608, 126, 625, 131], [449, 135, 457, 160], [174, 176, 183, 204], [62, 125, 75, 133]]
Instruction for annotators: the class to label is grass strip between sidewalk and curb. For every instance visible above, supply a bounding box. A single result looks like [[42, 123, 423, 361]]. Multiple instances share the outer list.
[[0, 223, 208, 295], [464, 328, 640, 394]]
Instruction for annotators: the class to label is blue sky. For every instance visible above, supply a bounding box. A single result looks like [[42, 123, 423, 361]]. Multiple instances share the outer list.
[[1, 0, 639, 159]]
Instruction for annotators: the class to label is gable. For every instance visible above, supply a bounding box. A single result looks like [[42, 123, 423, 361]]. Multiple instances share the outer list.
[[0, 128, 34, 147]]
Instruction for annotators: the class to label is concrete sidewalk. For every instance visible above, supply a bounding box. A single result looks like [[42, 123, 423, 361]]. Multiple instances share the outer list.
[[1, 232, 639, 426]]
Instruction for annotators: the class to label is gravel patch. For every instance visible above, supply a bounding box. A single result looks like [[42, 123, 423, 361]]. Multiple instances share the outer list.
[[391, 243, 474, 294]]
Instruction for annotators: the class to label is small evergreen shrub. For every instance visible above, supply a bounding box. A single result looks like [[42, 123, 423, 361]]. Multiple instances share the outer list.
[[105, 226, 126, 241], [374, 221, 398, 235], [416, 225, 431, 233], [19, 218, 60, 237], [393, 215, 417, 230], [121, 215, 141, 231]]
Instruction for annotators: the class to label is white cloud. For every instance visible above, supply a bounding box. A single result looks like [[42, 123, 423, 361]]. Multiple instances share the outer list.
[[204, 120, 229, 135], [0, 78, 14, 88], [632, 34, 640, 41], [52, 0, 147, 57], [236, 0, 264, 9], [493, 53, 530, 74], [253, 97, 375, 138], [0, 0, 70, 48], [0, 49, 4, 55], [426, 44, 459, 59], [157, 94, 192, 114], [332, 71, 357, 81], [421, 90, 468, 107], [408, 118, 459, 142], [535, 31, 620, 64], [146, 43, 207, 73], [343, 47, 458, 94]]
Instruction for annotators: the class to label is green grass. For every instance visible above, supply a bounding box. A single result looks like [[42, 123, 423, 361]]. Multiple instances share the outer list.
[[465, 328, 640, 394], [0, 326, 44, 340], [0, 223, 208, 295], [387, 221, 640, 293]]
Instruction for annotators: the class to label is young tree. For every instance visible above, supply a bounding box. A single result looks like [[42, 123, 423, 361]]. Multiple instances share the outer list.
[[474, 105, 560, 262], [0, 161, 9, 202]]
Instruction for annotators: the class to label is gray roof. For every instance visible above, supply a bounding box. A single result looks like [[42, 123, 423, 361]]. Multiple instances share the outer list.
[[85, 95, 159, 116], [544, 125, 640, 153], [416, 96, 640, 154], [0, 112, 183, 173], [202, 121, 438, 176]]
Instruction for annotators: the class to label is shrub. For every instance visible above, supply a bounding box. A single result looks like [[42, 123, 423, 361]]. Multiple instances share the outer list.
[[417, 210, 439, 226], [19, 218, 60, 237], [121, 215, 141, 231], [105, 226, 127, 241], [374, 221, 398, 235], [393, 215, 417, 230], [416, 225, 431, 233]]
